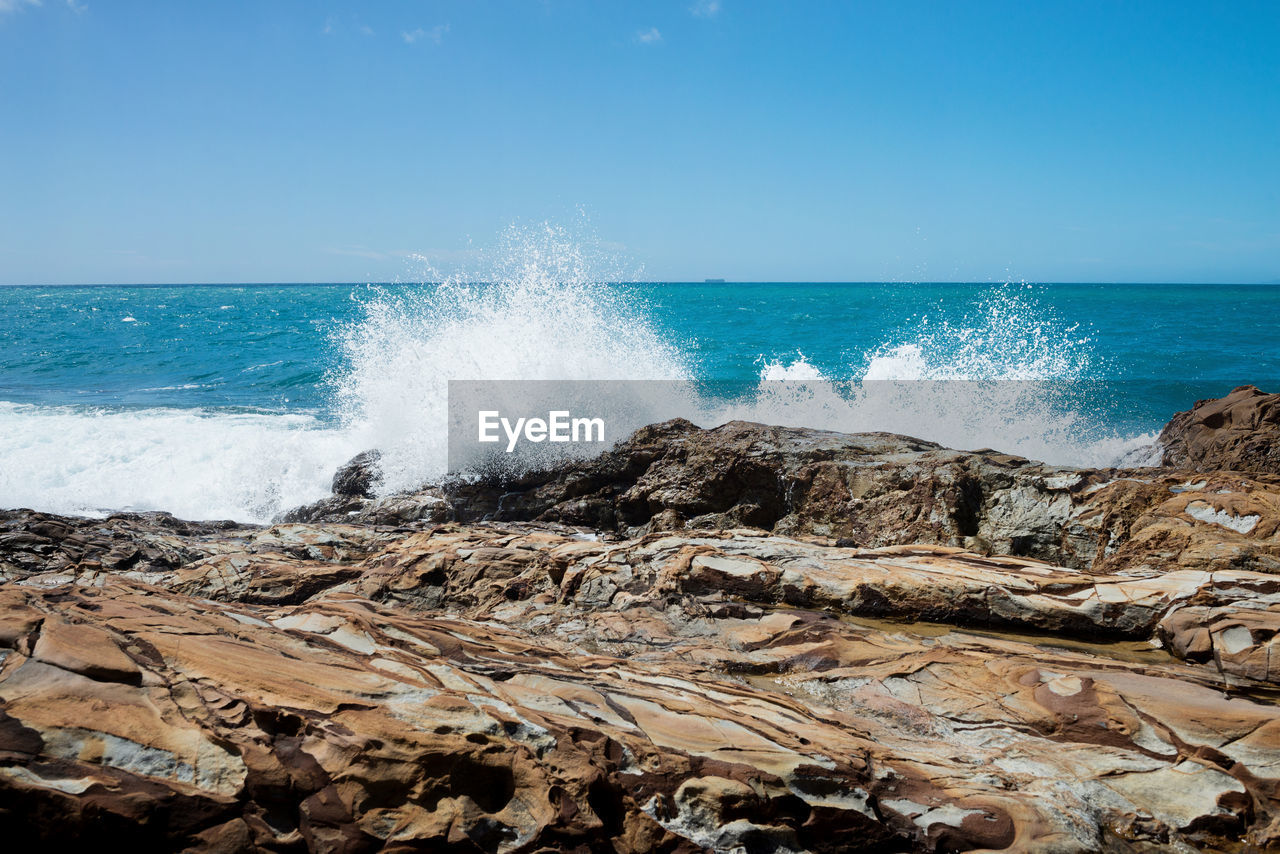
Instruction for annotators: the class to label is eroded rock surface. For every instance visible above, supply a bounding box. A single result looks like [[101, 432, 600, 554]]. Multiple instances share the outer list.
[[1160, 385, 1280, 474], [5, 392, 1280, 852], [295, 418, 1280, 578], [1, 519, 1278, 852]]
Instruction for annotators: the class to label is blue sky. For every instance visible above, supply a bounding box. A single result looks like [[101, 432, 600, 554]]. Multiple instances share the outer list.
[[1, 1, 1277, 284]]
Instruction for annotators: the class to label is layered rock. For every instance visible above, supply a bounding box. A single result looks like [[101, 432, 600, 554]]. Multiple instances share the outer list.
[[1160, 385, 1280, 474], [2, 523, 1279, 851], [332, 450, 384, 499], [5, 388, 1280, 852], [293, 418, 1280, 577], [0, 511, 398, 586]]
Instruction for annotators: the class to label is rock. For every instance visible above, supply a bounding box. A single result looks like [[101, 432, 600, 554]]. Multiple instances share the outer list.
[[288, 418, 1280, 576], [0, 510, 256, 584], [29, 616, 141, 684], [1160, 385, 1280, 473], [1, 525, 1278, 851], [278, 489, 450, 527], [7, 392, 1280, 850], [336, 525, 1280, 688], [331, 450, 383, 498]]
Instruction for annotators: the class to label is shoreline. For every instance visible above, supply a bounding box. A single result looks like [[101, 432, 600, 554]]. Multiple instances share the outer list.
[[1, 386, 1277, 851]]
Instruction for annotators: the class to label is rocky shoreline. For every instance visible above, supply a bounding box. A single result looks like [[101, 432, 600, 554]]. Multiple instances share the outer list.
[[1, 386, 1278, 852]]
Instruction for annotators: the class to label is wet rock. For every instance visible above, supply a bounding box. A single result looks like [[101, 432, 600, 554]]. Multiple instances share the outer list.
[[331, 450, 383, 498], [1161, 384, 1280, 473], [289, 419, 1280, 576]]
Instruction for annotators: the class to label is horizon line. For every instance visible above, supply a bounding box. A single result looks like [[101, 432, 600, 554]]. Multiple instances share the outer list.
[[3, 279, 1279, 288]]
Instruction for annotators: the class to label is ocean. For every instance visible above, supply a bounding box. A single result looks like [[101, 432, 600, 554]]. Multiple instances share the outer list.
[[3, 265, 1278, 524]]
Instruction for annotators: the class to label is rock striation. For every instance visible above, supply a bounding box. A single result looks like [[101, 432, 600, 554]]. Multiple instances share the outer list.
[[1, 521, 1278, 851], [294, 418, 1280, 578], [1160, 385, 1280, 474], [3, 387, 1280, 852]]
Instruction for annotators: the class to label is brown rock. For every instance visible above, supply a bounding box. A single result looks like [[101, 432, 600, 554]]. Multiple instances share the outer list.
[[287, 418, 1280, 577], [1160, 385, 1280, 473], [1, 532, 1278, 851], [29, 617, 141, 684], [7, 390, 1280, 851]]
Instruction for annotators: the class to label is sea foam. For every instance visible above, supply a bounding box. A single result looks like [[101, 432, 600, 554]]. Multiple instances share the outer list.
[[0, 402, 358, 523], [333, 231, 1156, 495], [0, 226, 1158, 523]]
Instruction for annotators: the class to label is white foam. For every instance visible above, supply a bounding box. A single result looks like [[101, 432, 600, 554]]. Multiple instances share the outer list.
[[332, 224, 693, 494], [0, 402, 359, 523], [718, 287, 1153, 468], [2, 228, 1161, 523]]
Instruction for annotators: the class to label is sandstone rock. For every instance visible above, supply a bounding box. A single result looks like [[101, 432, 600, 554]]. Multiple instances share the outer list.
[[6, 394, 1280, 851], [29, 616, 141, 684], [2, 527, 1278, 851], [0, 510, 254, 584], [337, 525, 1280, 690], [1160, 385, 1280, 473]]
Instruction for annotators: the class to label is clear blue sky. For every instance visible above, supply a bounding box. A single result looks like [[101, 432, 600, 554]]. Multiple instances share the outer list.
[[1, 0, 1277, 284]]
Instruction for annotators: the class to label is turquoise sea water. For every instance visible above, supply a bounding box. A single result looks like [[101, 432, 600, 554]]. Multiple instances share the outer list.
[[4, 282, 1278, 410], [2, 279, 1277, 522]]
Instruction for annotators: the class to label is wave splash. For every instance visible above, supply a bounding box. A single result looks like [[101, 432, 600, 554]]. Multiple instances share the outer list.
[[332, 224, 694, 494], [334, 235, 1155, 493], [0, 228, 1158, 523], [733, 287, 1158, 468]]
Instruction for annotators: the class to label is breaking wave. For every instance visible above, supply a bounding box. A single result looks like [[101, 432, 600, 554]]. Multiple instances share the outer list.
[[720, 287, 1158, 468], [331, 225, 694, 494], [0, 402, 360, 523], [335, 229, 1156, 494], [0, 225, 1158, 523]]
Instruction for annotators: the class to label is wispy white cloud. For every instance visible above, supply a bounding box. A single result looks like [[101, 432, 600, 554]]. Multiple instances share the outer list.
[[324, 246, 391, 261], [323, 246, 437, 262], [635, 27, 662, 45], [65, 0, 85, 13], [402, 23, 448, 45], [691, 0, 720, 18], [322, 18, 375, 37], [0, 0, 41, 16]]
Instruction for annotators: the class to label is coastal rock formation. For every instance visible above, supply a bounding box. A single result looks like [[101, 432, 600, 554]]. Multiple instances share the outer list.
[[2, 522, 1279, 852], [1160, 385, 1280, 474], [4, 388, 1280, 852], [296, 418, 1280, 578], [0, 511, 397, 586], [332, 450, 384, 499]]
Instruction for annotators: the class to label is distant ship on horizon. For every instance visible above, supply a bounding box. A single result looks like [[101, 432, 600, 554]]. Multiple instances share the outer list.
[[704, 278, 726, 283]]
